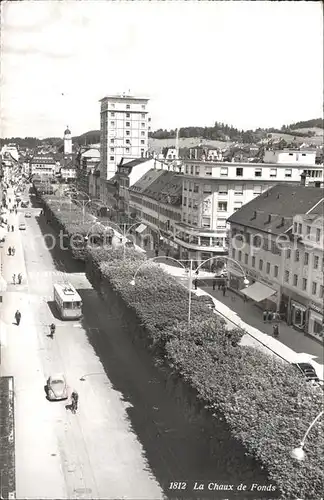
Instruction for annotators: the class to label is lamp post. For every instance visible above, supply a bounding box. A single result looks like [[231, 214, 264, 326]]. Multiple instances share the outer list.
[[290, 410, 323, 461], [130, 255, 249, 326]]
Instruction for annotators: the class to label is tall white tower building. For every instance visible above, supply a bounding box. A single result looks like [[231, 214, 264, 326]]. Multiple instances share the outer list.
[[100, 94, 150, 180], [64, 126, 72, 156]]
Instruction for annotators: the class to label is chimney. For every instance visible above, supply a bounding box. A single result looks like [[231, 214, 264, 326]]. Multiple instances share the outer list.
[[300, 171, 310, 187], [265, 214, 272, 224]]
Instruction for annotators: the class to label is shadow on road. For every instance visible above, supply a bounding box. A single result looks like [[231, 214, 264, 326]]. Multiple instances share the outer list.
[[77, 286, 278, 499]]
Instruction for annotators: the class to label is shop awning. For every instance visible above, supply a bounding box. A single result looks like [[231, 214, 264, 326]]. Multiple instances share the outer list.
[[135, 224, 147, 234], [241, 282, 277, 302]]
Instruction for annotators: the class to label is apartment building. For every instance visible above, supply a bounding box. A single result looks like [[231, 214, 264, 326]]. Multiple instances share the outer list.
[[99, 94, 150, 181], [263, 149, 316, 166], [128, 169, 182, 253], [227, 182, 324, 341], [177, 158, 324, 263], [75, 146, 100, 194], [29, 155, 56, 177]]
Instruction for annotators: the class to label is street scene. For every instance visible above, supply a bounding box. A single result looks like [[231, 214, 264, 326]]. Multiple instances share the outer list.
[[1, 2, 323, 500]]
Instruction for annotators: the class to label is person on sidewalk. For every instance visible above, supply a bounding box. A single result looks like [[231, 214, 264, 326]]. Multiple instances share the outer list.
[[193, 278, 198, 290], [12, 273, 16, 284], [15, 310, 21, 325], [267, 311, 273, 322], [263, 310, 268, 322], [155, 248, 159, 257], [17, 273, 22, 284], [273, 324, 279, 338], [8, 246, 12, 256], [212, 278, 216, 291], [11, 225, 14, 232], [7, 224, 10, 232], [222, 284, 227, 297], [15, 209, 17, 215], [11, 246, 15, 256]]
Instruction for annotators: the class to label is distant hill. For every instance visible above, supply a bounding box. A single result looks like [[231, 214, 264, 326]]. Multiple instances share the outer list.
[[288, 118, 323, 130]]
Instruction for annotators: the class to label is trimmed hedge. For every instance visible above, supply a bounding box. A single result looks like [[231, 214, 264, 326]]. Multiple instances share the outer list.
[[85, 247, 324, 500]]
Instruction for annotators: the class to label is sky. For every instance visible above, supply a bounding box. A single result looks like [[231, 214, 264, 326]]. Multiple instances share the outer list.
[[0, 0, 323, 139]]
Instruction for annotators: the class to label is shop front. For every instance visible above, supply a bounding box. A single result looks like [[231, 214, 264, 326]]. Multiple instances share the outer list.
[[290, 299, 308, 331], [308, 302, 324, 342]]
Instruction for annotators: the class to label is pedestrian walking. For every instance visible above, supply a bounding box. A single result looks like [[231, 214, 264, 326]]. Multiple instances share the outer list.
[[15, 310, 21, 325], [212, 278, 216, 291], [12, 273, 16, 284], [11, 225, 14, 232], [218, 280, 222, 290], [11, 246, 15, 256], [194, 278, 198, 290], [71, 390, 79, 414], [7, 224, 10, 232], [15, 209, 17, 215], [17, 273, 22, 284], [222, 284, 227, 297], [155, 248, 159, 257], [267, 311, 273, 322], [263, 310, 268, 322], [273, 324, 279, 338], [165, 249, 170, 257], [8, 246, 12, 256]]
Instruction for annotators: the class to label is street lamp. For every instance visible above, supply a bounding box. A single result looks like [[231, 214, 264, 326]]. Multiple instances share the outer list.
[[290, 410, 323, 461]]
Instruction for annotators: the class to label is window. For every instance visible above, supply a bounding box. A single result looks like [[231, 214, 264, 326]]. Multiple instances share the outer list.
[[266, 262, 270, 274], [218, 201, 227, 212], [110, 112, 115, 117], [238, 250, 242, 262], [193, 183, 199, 193], [245, 254, 248, 264], [141, 131, 145, 136], [294, 222, 297, 233], [295, 250, 299, 262], [254, 168, 262, 177], [141, 104, 145, 110], [252, 256, 255, 268], [141, 114, 145, 119], [141, 123, 145, 127], [234, 185, 243, 195], [270, 168, 277, 178], [110, 121, 115, 126], [110, 103, 115, 109], [126, 139, 130, 144], [293, 274, 298, 286], [141, 140, 145, 145], [274, 265, 278, 277], [298, 223, 302, 234], [220, 167, 228, 176], [195, 166, 200, 175], [219, 185, 228, 195], [126, 122, 130, 127], [304, 252, 309, 265], [217, 218, 226, 229], [190, 165, 194, 175], [302, 278, 307, 291], [109, 156, 115, 161], [285, 169, 292, 178], [284, 270, 289, 282], [316, 228, 321, 242], [126, 104, 130, 109], [125, 148, 130, 153], [236, 167, 243, 176], [312, 282, 317, 295], [126, 130, 130, 136], [320, 285, 323, 298], [253, 185, 262, 195], [286, 248, 291, 259], [203, 184, 212, 193], [259, 259, 263, 271], [202, 217, 211, 228], [232, 248, 236, 259], [313, 255, 319, 269], [183, 197, 187, 206], [205, 167, 212, 176], [126, 113, 130, 118], [234, 201, 242, 211], [110, 138, 115, 144], [110, 147, 114, 153], [306, 225, 311, 235]]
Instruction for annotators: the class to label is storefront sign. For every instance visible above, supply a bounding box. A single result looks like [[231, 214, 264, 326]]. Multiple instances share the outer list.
[[309, 301, 324, 314]]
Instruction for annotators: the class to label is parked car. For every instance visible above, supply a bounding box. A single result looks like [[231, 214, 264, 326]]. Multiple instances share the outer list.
[[25, 212, 31, 218], [292, 362, 320, 384], [19, 223, 26, 230], [46, 374, 68, 401]]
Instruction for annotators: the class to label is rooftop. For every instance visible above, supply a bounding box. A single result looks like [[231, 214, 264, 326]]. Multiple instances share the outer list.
[[131, 168, 182, 205], [228, 183, 324, 235], [100, 94, 149, 102]]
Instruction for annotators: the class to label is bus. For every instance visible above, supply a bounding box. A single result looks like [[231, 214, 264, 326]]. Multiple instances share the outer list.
[[53, 283, 82, 320]]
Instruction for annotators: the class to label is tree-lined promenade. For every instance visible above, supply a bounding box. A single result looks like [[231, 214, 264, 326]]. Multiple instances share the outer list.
[[37, 190, 323, 500]]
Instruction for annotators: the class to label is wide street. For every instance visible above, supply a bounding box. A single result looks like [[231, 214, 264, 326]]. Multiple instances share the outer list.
[[0, 187, 273, 499]]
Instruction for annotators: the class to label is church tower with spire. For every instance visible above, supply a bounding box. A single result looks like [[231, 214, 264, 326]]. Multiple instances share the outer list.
[[64, 126, 72, 156]]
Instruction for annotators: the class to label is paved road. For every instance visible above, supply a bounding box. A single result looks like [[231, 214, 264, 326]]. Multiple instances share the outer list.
[[0, 187, 276, 499]]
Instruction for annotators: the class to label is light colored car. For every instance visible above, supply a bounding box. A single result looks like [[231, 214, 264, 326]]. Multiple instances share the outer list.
[[19, 223, 26, 230], [25, 212, 31, 218], [46, 374, 68, 401]]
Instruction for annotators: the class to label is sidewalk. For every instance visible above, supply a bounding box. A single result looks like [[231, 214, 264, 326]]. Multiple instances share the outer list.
[[158, 262, 324, 378]]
